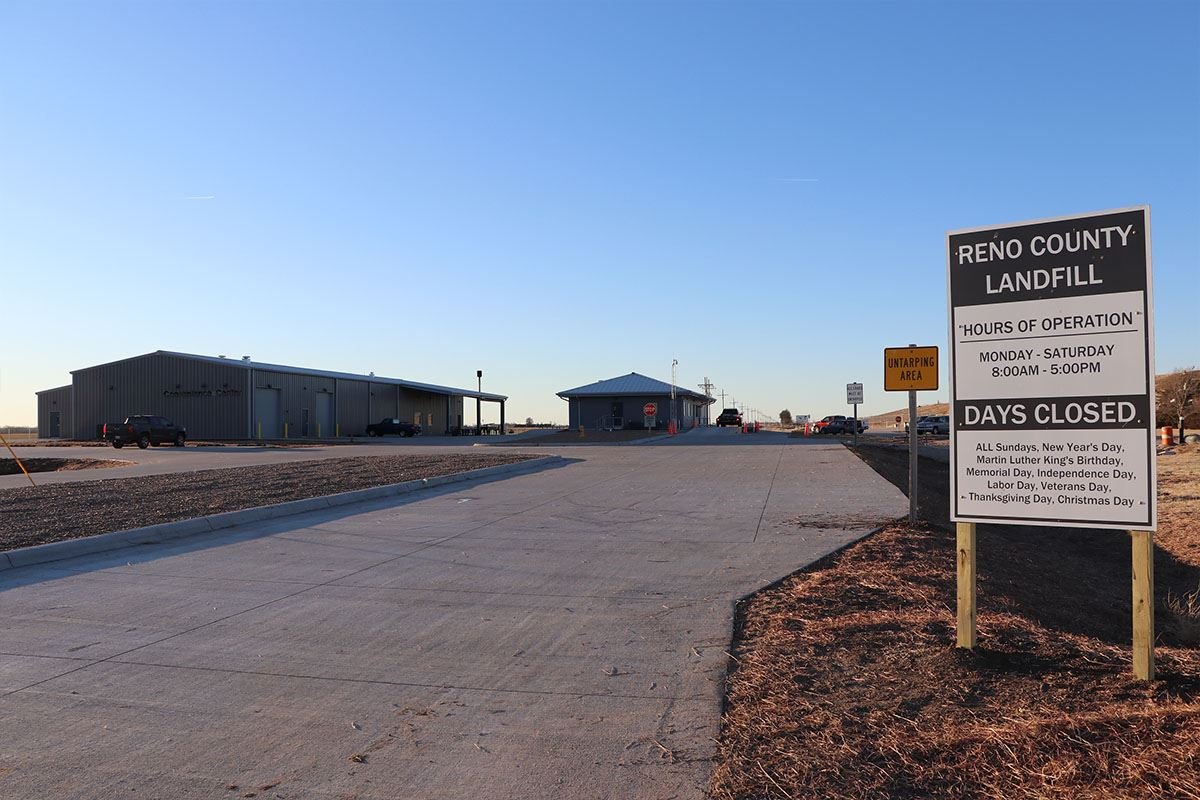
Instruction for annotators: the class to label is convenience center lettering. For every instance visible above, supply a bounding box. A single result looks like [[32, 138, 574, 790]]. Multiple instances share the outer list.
[[947, 207, 1155, 530]]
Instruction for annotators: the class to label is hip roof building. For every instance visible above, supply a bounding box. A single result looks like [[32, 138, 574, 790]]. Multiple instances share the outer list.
[[557, 372, 714, 430]]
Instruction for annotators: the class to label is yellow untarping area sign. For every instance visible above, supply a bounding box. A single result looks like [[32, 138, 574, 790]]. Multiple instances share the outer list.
[[884, 346, 939, 391]]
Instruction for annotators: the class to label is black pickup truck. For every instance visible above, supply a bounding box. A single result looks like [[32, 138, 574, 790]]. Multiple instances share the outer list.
[[101, 415, 187, 449], [366, 418, 422, 437], [716, 408, 743, 427]]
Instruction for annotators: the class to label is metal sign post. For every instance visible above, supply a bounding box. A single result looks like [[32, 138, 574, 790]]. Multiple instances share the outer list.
[[947, 206, 1156, 677], [909, 387, 918, 524], [846, 383, 863, 445], [643, 402, 657, 431]]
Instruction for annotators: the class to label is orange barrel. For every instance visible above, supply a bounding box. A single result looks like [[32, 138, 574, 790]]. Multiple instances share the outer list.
[[1161, 426, 1175, 446]]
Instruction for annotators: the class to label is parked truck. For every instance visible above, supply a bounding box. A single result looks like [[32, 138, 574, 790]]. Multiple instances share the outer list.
[[101, 415, 187, 449], [365, 418, 422, 437]]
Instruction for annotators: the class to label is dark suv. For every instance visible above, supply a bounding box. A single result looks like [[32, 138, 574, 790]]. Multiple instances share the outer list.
[[823, 417, 864, 435], [366, 418, 422, 437], [716, 408, 743, 427]]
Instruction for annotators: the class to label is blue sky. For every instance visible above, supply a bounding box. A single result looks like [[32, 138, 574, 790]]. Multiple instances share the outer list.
[[2, 0, 1197, 426]]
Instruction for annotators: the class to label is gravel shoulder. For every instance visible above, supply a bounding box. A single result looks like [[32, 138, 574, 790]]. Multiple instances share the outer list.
[[0, 454, 532, 552]]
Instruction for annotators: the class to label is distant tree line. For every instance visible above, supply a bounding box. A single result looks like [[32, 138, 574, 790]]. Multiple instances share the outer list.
[[1157, 368, 1199, 437]]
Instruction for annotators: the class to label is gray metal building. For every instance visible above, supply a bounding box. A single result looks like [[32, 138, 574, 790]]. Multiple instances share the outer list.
[[557, 373, 714, 430], [36, 351, 507, 440], [36, 385, 73, 439]]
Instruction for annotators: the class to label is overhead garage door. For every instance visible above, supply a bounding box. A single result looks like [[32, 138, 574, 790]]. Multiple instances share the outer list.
[[254, 387, 281, 439]]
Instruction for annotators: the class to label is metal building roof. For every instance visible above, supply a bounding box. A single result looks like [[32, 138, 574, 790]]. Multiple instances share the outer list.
[[72, 351, 507, 402], [557, 372, 713, 402]]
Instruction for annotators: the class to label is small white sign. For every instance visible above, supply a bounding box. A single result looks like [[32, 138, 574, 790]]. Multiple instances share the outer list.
[[846, 383, 863, 404]]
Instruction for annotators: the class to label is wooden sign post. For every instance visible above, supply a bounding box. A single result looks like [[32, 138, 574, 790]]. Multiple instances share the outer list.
[[1132, 530, 1154, 681], [956, 521, 976, 649]]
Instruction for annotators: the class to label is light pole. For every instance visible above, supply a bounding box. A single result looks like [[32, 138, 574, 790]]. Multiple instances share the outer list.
[[671, 359, 678, 431], [476, 370, 483, 436]]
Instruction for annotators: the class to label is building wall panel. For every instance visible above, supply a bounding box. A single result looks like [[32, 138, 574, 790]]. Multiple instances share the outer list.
[[36, 386, 73, 439], [369, 382, 399, 422], [400, 389, 458, 434], [252, 370, 336, 438], [336, 379, 369, 436], [567, 394, 703, 430], [72, 354, 248, 440]]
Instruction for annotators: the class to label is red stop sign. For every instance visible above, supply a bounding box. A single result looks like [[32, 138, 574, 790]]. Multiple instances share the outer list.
[[644, 403, 657, 416]]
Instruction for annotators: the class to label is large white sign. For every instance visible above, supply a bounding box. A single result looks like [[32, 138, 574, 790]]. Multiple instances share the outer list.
[[947, 207, 1155, 530], [847, 383, 863, 404]]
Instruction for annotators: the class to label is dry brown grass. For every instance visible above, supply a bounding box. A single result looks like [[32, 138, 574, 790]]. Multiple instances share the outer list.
[[865, 403, 950, 428], [711, 448, 1200, 800]]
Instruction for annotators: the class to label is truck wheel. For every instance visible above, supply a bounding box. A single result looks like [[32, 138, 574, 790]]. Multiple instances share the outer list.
[[174, 433, 186, 447], [138, 434, 151, 449], [112, 440, 124, 449]]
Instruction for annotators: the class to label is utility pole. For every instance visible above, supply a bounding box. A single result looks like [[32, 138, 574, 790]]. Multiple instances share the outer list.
[[699, 377, 715, 427], [670, 359, 678, 432]]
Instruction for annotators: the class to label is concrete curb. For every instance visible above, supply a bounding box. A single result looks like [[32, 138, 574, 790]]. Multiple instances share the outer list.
[[479, 433, 676, 447], [0, 456, 564, 573]]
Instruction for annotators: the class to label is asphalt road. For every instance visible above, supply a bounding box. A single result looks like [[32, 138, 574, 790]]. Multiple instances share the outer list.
[[0, 428, 907, 799]]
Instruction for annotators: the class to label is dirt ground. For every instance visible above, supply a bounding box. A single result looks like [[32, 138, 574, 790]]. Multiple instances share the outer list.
[[0, 454, 531, 552], [0, 457, 131, 476], [711, 444, 1200, 800], [865, 402, 951, 429]]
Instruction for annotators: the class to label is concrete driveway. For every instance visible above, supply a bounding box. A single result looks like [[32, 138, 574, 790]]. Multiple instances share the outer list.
[[0, 435, 906, 799]]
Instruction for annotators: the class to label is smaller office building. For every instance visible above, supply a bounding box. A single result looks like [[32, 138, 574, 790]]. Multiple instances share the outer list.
[[36, 350, 507, 441], [557, 372, 714, 430]]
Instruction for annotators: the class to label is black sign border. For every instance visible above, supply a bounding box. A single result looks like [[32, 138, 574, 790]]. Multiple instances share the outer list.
[[946, 206, 1155, 531]]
